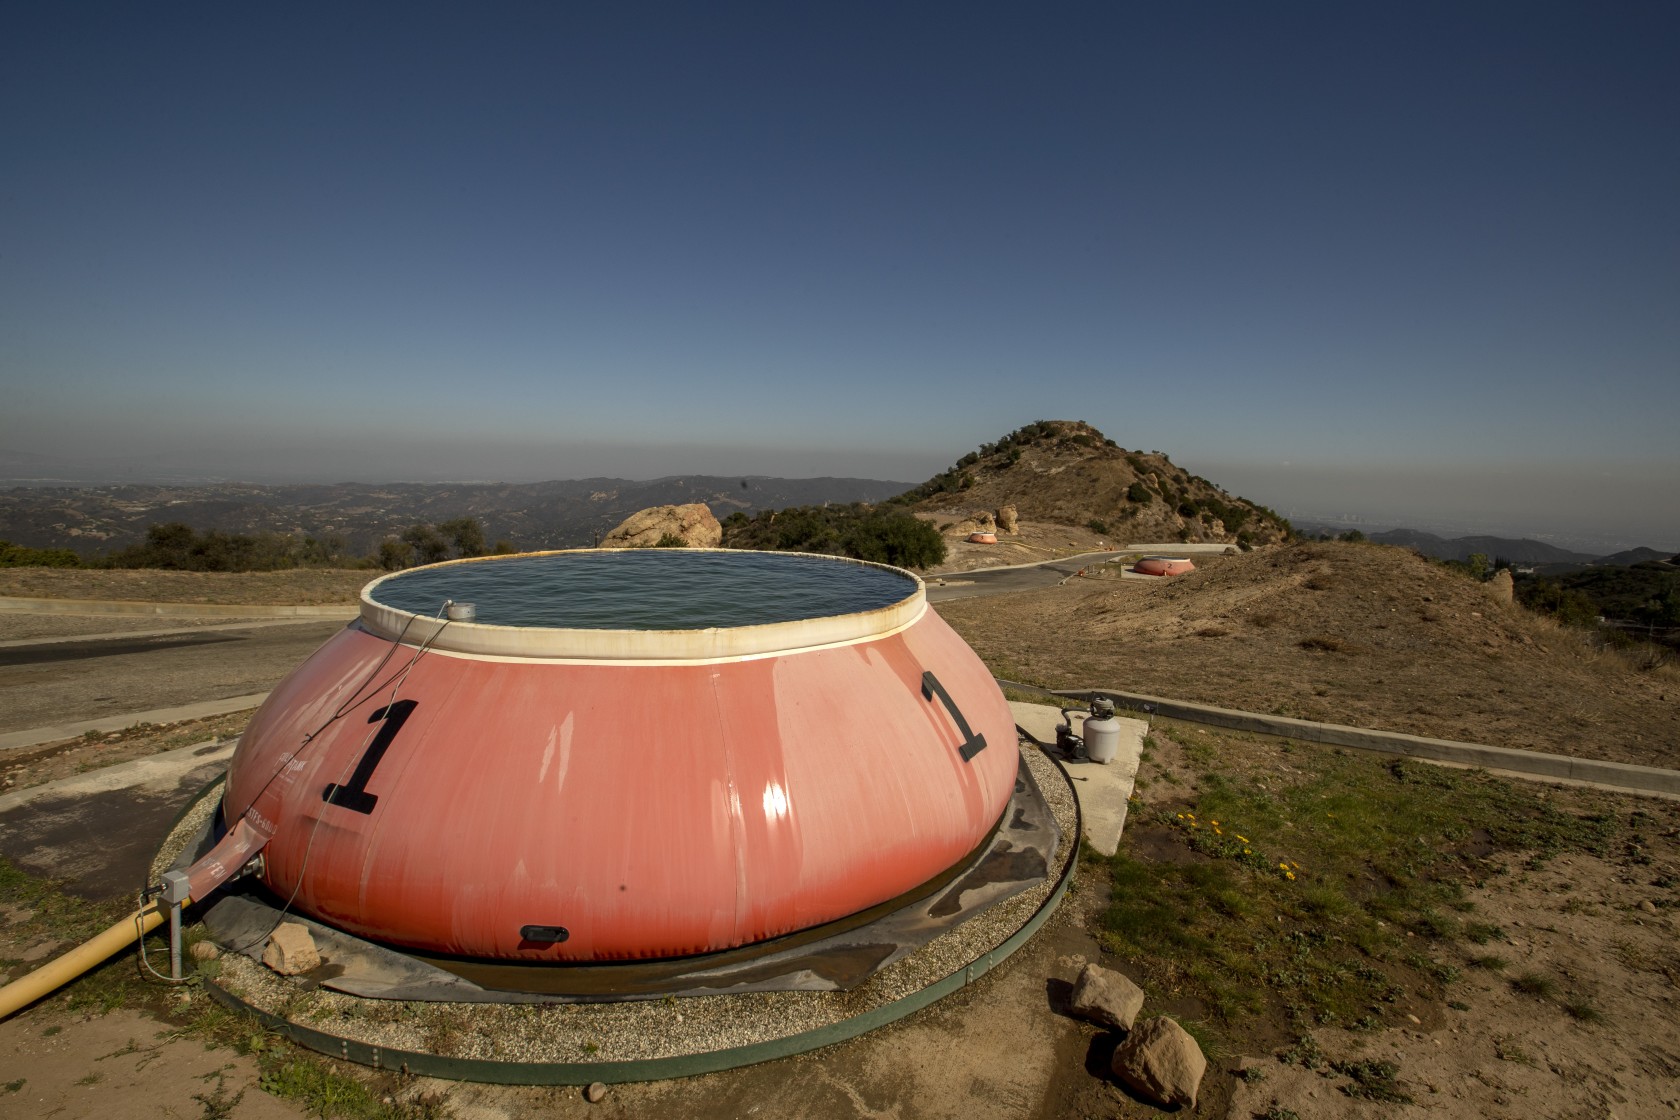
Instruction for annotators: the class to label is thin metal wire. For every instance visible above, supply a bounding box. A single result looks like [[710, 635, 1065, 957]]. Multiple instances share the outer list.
[[221, 603, 454, 956]]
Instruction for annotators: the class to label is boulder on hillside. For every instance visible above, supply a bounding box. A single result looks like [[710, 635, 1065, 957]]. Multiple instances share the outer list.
[[601, 503, 722, 549], [997, 505, 1019, 534], [1111, 1016, 1206, 1109], [1069, 962, 1144, 1030], [1485, 569, 1514, 604]]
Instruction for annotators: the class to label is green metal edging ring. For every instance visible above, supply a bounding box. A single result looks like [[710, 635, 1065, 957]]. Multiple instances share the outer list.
[[197, 763, 1080, 1085]]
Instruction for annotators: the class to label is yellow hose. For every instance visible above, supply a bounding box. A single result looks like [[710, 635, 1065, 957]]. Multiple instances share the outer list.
[[0, 903, 167, 1019]]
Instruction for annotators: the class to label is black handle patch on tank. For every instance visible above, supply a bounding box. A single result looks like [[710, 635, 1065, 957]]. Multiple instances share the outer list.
[[519, 924, 570, 945], [920, 671, 987, 762], [323, 699, 418, 814]]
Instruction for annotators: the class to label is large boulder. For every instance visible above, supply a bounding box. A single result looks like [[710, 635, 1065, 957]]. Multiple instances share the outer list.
[[601, 503, 722, 549], [1069, 962, 1144, 1030], [1485, 569, 1514, 604], [1111, 1016, 1206, 1109], [997, 505, 1019, 534]]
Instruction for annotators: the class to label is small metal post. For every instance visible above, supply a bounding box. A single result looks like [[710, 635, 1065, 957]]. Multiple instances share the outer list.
[[161, 871, 190, 981]]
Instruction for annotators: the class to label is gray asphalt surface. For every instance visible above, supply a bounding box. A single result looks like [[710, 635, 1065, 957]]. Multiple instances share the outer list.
[[925, 551, 1129, 603], [0, 619, 348, 733]]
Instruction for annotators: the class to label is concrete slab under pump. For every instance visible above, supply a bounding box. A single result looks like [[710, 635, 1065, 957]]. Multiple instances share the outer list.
[[1009, 700, 1144, 856]]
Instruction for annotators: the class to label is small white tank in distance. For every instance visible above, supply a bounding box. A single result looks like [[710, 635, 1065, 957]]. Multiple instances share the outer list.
[[1082, 698, 1122, 764]]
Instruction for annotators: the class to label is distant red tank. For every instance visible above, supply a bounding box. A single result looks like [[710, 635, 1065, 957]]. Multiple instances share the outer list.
[[1135, 556, 1195, 577], [220, 550, 1018, 962], [966, 532, 998, 544]]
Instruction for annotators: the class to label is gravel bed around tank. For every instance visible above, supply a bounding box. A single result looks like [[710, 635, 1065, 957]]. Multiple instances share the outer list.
[[187, 741, 1077, 1065]]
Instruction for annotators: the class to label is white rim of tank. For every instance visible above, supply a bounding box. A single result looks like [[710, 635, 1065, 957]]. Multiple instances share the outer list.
[[358, 548, 928, 662]]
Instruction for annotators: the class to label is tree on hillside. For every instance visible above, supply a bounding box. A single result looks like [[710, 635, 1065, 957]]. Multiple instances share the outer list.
[[401, 523, 452, 566], [438, 517, 486, 559]]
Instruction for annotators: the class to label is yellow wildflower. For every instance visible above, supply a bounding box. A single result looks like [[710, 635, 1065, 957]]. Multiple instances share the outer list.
[[1236, 835, 1249, 843], [1286, 871, 1296, 881]]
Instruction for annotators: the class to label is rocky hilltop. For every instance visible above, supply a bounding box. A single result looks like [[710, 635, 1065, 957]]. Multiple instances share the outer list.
[[898, 421, 1289, 547]]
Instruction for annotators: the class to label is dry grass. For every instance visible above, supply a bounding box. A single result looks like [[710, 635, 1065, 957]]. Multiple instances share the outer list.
[[939, 540, 1680, 768]]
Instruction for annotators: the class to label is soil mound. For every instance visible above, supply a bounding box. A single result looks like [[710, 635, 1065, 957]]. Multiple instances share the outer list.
[[940, 540, 1680, 767]]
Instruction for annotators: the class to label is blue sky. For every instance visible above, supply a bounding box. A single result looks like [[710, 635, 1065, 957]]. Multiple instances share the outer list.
[[2, 3, 1676, 547]]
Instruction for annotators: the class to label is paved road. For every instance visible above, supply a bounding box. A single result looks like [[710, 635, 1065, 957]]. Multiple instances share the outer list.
[[0, 619, 347, 733], [925, 550, 1131, 603]]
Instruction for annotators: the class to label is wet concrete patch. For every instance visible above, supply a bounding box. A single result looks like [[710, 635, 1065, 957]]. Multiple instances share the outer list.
[[0, 759, 228, 899]]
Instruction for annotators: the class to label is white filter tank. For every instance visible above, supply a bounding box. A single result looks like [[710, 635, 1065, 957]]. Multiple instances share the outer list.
[[1082, 699, 1122, 764]]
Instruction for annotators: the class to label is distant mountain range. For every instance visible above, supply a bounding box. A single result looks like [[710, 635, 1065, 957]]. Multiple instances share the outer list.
[[1365, 529, 1675, 570], [0, 476, 916, 557]]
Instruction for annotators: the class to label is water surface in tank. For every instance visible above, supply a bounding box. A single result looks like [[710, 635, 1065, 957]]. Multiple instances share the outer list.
[[369, 550, 917, 630]]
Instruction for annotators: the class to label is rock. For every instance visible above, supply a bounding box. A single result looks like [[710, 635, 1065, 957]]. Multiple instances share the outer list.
[[189, 940, 222, 962], [1111, 1016, 1206, 1110], [585, 1082, 607, 1103], [1640, 900, 1659, 915], [997, 505, 1019, 533], [262, 922, 321, 976], [600, 503, 722, 549], [972, 510, 997, 531], [1069, 962, 1144, 1030], [1485, 569, 1514, 604]]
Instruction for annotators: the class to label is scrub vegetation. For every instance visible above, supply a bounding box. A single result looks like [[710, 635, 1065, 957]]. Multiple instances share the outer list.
[[721, 503, 947, 568], [1096, 718, 1669, 1064], [0, 517, 516, 574]]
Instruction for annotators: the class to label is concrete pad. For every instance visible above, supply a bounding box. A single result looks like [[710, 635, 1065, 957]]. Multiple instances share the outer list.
[[0, 693, 269, 753], [0, 738, 235, 814], [1009, 700, 1146, 856], [0, 739, 234, 899]]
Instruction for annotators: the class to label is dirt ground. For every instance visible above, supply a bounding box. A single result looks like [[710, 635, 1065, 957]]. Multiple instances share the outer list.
[[1125, 720, 1680, 1120], [940, 540, 1680, 769], [2, 713, 252, 796], [5, 546, 1680, 1118], [1227, 848, 1680, 1119], [918, 515, 1127, 573], [0, 568, 374, 605]]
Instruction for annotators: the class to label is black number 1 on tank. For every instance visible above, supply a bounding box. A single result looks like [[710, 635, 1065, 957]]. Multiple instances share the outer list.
[[323, 699, 418, 814], [920, 671, 987, 762]]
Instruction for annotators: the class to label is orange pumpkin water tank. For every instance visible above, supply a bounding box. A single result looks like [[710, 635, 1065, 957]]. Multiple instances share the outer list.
[[219, 550, 1017, 962], [1134, 556, 1195, 577]]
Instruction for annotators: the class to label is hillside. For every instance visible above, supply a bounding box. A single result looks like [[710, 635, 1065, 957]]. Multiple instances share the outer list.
[[938, 539, 1678, 768], [0, 475, 914, 558], [1368, 528, 1596, 565], [894, 420, 1289, 547]]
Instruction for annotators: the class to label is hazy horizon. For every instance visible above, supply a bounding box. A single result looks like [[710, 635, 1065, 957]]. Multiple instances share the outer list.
[[4, 431, 1674, 555], [4, 6, 1676, 554]]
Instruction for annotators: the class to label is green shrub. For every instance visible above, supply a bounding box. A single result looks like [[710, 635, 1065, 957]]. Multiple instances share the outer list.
[[1087, 519, 1110, 535], [0, 541, 82, 568], [1127, 482, 1152, 503], [723, 504, 945, 568]]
